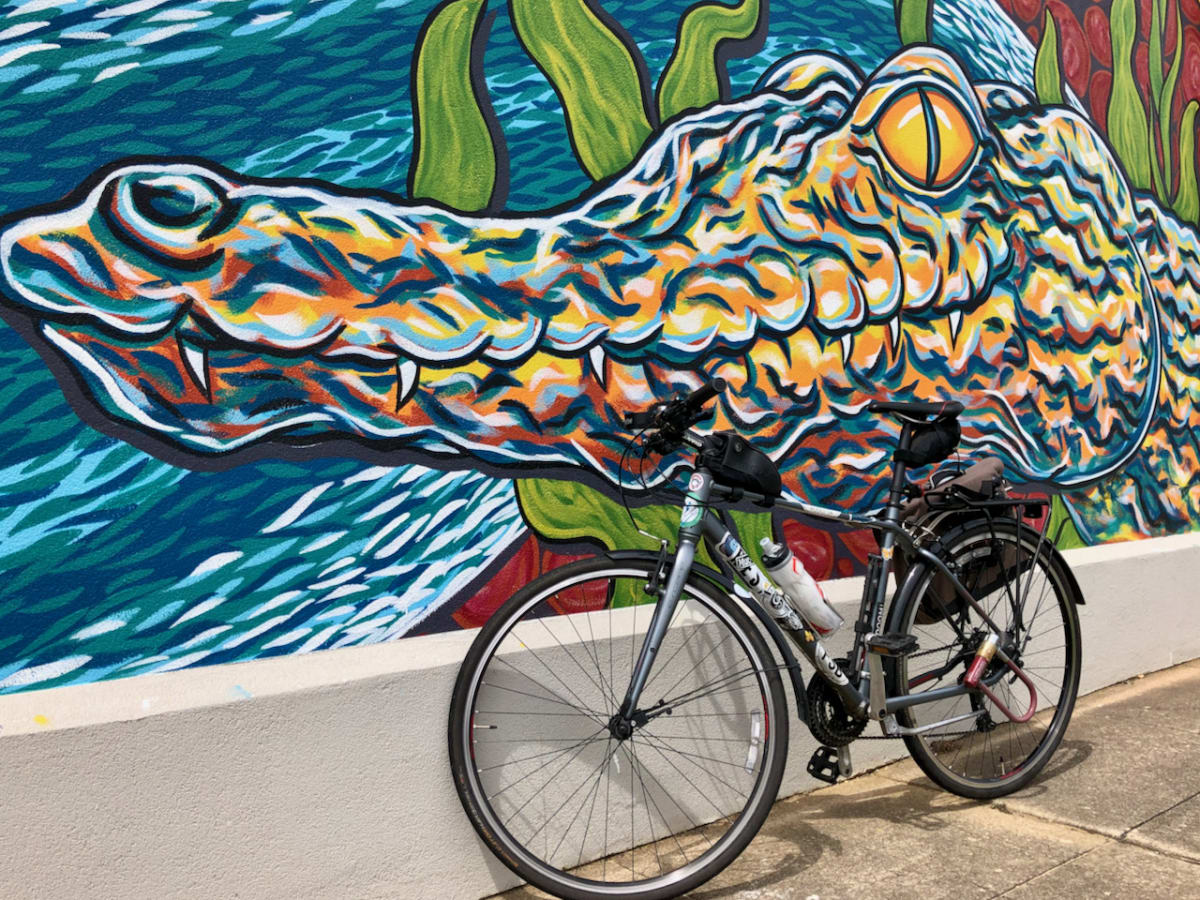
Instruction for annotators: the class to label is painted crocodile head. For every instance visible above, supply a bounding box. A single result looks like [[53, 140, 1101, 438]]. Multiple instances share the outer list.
[[0, 47, 1176, 509]]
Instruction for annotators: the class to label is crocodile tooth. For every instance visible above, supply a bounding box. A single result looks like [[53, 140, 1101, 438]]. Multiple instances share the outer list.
[[587, 344, 607, 388], [949, 310, 963, 348], [396, 359, 420, 411], [840, 333, 853, 362], [178, 336, 209, 397]]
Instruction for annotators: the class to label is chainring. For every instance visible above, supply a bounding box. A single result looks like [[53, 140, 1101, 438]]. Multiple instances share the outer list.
[[806, 663, 868, 748]]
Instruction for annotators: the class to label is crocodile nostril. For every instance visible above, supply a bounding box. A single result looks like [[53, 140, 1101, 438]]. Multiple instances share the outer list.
[[128, 176, 218, 229]]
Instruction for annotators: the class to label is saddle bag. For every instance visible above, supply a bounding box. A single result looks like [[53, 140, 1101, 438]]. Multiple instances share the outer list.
[[895, 417, 962, 468]]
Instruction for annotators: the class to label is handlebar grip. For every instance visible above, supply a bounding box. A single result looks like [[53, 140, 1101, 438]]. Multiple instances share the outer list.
[[684, 377, 727, 411]]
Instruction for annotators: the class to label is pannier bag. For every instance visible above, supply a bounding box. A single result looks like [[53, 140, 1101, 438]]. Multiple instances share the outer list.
[[890, 457, 1021, 624]]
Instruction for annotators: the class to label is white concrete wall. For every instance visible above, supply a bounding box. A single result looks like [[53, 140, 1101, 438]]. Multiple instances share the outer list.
[[0, 532, 1197, 900]]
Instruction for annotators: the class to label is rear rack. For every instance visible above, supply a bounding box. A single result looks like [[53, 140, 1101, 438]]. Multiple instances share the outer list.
[[924, 485, 1049, 515]]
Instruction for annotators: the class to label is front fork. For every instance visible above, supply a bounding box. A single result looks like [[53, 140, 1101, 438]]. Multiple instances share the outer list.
[[616, 472, 708, 720], [619, 470, 878, 723]]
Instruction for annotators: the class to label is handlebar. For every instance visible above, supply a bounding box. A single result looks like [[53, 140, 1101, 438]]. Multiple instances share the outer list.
[[682, 377, 726, 412], [622, 378, 726, 452]]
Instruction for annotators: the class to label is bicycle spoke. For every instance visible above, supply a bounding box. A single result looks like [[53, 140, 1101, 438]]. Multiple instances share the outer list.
[[496, 638, 608, 727], [483, 675, 604, 721], [486, 727, 608, 799]]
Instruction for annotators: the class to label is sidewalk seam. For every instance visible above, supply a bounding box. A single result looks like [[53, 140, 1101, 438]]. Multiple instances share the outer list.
[[988, 844, 1105, 898], [1120, 787, 1200, 839], [991, 801, 1122, 842]]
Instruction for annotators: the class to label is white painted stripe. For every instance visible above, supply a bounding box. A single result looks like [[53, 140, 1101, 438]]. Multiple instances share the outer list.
[[0, 655, 90, 689], [261, 482, 334, 534], [188, 552, 243, 578]]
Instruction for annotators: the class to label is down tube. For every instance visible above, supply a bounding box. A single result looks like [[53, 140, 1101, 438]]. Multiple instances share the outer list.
[[703, 514, 867, 716]]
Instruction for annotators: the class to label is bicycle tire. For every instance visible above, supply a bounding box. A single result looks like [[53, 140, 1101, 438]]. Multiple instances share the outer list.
[[885, 518, 1082, 799], [448, 555, 789, 900]]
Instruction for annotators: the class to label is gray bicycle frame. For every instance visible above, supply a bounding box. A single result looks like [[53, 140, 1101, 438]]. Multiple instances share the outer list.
[[617, 463, 1037, 730]]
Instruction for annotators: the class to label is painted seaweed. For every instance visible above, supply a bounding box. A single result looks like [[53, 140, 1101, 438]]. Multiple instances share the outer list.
[[1107, 0, 1153, 192], [657, 0, 763, 122], [409, 0, 502, 211], [1034, 9, 1064, 107], [895, 0, 932, 46], [509, 0, 655, 181], [1175, 100, 1200, 222]]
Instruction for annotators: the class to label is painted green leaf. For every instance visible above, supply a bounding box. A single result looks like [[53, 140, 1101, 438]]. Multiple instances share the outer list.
[[1158, 0, 1184, 198], [516, 477, 713, 562], [1034, 10, 1064, 107], [895, 0, 932, 46], [1173, 100, 1199, 222], [656, 0, 762, 122], [1049, 495, 1088, 550], [516, 478, 775, 606], [1147, 0, 1166, 197], [728, 509, 775, 566], [517, 478, 686, 609], [509, 0, 653, 181], [409, 0, 496, 211], [1108, 0, 1153, 191]]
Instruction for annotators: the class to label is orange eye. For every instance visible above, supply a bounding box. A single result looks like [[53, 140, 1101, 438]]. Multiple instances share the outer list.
[[876, 86, 977, 190]]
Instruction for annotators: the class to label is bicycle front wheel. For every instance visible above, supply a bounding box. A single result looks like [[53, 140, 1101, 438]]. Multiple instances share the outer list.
[[448, 556, 789, 900], [886, 518, 1082, 799]]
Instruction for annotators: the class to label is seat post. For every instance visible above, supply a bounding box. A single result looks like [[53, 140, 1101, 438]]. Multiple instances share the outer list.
[[885, 421, 914, 515]]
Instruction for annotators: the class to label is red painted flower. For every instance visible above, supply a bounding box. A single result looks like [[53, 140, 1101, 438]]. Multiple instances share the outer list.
[[780, 519, 834, 580], [1048, 2, 1091, 95], [1085, 6, 1113, 68], [1090, 69, 1113, 131]]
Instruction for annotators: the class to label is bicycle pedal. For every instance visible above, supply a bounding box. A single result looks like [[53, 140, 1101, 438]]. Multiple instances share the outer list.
[[807, 746, 841, 785], [866, 632, 919, 657]]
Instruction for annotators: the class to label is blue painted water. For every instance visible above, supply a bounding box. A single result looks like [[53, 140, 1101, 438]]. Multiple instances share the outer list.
[[0, 0, 1035, 693]]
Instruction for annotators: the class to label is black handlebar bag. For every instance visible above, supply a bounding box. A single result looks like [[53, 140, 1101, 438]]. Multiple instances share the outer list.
[[699, 433, 781, 499]]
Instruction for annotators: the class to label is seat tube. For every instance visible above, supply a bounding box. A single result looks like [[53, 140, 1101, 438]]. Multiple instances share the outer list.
[[855, 422, 911, 676], [876, 421, 912, 558], [619, 470, 712, 718]]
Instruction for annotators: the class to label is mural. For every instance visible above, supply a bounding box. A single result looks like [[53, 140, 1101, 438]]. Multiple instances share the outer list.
[[0, 0, 1196, 693]]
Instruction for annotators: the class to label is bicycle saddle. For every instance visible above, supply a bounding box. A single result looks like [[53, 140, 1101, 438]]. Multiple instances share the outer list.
[[867, 399, 964, 421]]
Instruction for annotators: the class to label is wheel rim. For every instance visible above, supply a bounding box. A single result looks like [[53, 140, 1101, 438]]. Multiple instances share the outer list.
[[458, 566, 779, 893], [899, 528, 1078, 787]]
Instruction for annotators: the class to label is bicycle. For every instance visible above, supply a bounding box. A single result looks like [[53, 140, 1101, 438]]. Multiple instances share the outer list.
[[448, 379, 1084, 900]]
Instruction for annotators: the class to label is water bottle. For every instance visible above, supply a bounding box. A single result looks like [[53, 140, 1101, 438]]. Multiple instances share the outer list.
[[759, 538, 844, 636]]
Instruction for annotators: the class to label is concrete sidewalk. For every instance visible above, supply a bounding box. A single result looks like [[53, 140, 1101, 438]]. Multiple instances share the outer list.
[[497, 657, 1200, 899]]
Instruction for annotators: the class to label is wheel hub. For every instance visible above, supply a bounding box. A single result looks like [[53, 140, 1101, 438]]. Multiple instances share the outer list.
[[608, 713, 635, 741]]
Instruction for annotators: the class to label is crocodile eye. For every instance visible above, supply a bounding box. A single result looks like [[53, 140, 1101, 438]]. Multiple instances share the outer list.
[[130, 176, 218, 228], [875, 86, 977, 190], [105, 171, 229, 263]]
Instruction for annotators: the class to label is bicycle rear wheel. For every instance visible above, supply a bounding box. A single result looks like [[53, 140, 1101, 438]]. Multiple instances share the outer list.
[[885, 518, 1082, 799], [448, 556, 789, 900]]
